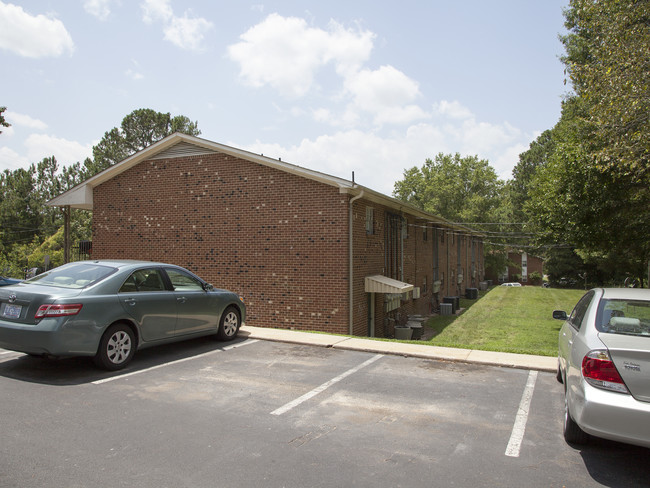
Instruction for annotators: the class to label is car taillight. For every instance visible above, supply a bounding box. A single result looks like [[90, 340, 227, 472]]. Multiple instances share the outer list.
[[582, 350, 629, 394], [35, 304, 83, 319]]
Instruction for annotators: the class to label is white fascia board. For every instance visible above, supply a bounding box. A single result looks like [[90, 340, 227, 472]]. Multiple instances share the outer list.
[[47, 183, 93, 210]]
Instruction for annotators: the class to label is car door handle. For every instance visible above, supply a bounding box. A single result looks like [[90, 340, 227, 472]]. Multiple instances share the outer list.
[[124, 298, 136, 306], [176, 297, 186, 303]]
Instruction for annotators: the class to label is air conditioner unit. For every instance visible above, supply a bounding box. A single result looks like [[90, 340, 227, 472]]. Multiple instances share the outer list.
[[385, 294, 401, 312], [412, 287, 421, 299], [432, 281, 441, 293]]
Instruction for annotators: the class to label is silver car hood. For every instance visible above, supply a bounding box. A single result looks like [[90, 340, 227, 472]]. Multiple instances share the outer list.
[[598, 332, 650, 403]]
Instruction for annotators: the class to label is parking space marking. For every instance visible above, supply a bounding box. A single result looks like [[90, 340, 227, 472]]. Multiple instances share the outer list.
[[505, 370, 538, 457], [0, 350, 24, 363], [92, 339, 259, 385], [270, 353, 383, 416]]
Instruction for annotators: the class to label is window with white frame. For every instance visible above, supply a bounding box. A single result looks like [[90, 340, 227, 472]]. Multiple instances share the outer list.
[[365, 207, 374, 235]]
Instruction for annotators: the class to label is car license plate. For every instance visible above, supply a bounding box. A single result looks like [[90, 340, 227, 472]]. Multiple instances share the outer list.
[[2, 304, 22, 319]]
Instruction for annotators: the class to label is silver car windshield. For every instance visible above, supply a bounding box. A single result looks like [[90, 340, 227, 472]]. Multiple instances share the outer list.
[[26, 263, 117, 289], [597, 299, 650, 337]]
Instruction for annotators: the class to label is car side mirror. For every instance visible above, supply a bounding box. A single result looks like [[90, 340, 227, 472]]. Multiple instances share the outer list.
[[553, 310, 568, 320], [203, 283, 214, 292]]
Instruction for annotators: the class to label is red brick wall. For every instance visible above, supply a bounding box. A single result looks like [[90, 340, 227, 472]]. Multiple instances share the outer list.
[[349, 201, 484, 337], [485, 252, 543, 285], [92, 152, 350, 333], [91, 150, 486, 337]]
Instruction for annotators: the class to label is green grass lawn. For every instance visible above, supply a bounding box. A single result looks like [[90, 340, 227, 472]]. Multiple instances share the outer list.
[[422, 287, 586, 356]]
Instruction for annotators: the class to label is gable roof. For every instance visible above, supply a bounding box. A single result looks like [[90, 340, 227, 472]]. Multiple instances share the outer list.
[[48, 132, 478, 234], [48, 132, 351, 210]]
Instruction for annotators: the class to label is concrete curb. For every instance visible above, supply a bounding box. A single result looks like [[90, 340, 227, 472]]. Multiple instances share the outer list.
[[239, 325, 557, 373]]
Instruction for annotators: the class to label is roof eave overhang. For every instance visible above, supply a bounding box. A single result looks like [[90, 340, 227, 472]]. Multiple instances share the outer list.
[[340, 185, 482, 236], [47, 132, 354, 210]]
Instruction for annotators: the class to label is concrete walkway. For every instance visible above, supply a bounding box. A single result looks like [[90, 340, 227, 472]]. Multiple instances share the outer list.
[[240, 325, 557, 373]]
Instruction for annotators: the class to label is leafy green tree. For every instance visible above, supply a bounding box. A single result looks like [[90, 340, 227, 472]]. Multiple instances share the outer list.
[[510, 130, 555, 224], [526, 95, 649, 286], [0, 167, 41, 250], [0, 106, 10, 134], [0, 108, 201, 275], [521, 1, 650, 287], [393, 153, 512, 278], [561, 0, 650, 182], [393, 153, 505, 223], [87, 109, 201, 176]]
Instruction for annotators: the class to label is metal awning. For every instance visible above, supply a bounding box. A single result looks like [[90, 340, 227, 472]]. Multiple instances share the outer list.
[[364, 275, 414, 294]]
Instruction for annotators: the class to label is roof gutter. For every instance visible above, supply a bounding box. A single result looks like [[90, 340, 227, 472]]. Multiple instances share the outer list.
[[348, 189, 364, 336]]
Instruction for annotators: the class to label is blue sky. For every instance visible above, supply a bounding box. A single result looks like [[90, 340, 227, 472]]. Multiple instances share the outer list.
[[0, 0, 569, 196]]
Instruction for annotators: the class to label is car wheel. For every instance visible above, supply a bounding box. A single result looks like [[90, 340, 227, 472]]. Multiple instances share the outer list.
[[217, 306, 240, 341], [94, 323, 136, 371], [563, 386, 589, 445]]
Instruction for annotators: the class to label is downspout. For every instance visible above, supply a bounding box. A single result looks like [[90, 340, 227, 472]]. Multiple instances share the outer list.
[[446, 230, 450, 298], [349, 189, 364, 335], [63, 205, 71, 264], [399, 212, 408, 281]]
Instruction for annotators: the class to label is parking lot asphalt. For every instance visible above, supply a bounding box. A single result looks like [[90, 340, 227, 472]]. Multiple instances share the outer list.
[[4, 336, 649, 488], [239, 325, 557, 373]]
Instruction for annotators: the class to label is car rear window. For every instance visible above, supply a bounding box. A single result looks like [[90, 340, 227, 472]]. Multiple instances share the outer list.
[[26, 263, 117, 289], [597, 299, 650, 337]]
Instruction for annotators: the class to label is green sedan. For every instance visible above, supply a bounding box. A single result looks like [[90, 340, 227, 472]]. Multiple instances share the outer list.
[[0, 260, 245, 370]]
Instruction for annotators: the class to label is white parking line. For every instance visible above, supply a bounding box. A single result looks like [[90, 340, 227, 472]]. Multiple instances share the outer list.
[[271, 354, 383, 416], [505, 370, 538, 457], [0, 350, 22, 363], [92, 339, 259, 385]]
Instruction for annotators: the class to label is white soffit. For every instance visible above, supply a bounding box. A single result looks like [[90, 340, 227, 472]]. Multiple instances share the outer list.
[[364, 275, 414, 294]]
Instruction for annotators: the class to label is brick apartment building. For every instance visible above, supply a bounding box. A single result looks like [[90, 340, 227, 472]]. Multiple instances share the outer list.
[[485, 251, 544, 285], [50, 133, 485, 337]]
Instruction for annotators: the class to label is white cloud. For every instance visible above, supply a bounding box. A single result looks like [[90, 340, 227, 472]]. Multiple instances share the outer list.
[[163, 13, 213, 51], [0, 2, 74, 58], [141, 0, 213, 51], [125, 69, 144, 80], [428, 100, 526, 178], [0, 146, 28, 172], [5, 111, 48, 130], [83, 0, 114, 21], [227, 14, 374, 98], [229, 15, 427, 128], [344, 65, 428, 125], [241, 104, 532, 196], [493, 142, 529, 181], [125, 59, 144, 80], [24, 134, 94, 165], [141, 0, 173, 23], [434, 100, 474, 120]]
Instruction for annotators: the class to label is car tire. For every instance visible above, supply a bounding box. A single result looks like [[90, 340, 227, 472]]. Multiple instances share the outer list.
[[563, 386, 589, 445], [217, 306, 240, 341], [94, 323, 136, 371]]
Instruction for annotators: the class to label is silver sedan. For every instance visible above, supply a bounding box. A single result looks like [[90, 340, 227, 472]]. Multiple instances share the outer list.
[[554, 288, 650, 447], [0, 260, 245, 370]]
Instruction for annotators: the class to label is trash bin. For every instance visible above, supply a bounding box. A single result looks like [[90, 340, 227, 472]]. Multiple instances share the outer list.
[[394, 326, 413, 340], [408, 322, 423, 340]]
